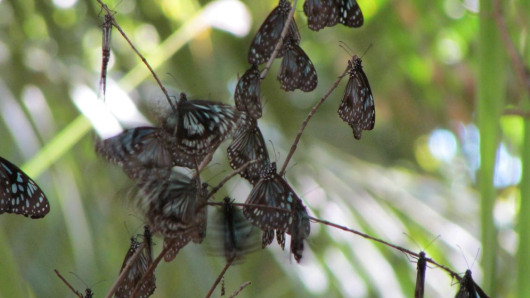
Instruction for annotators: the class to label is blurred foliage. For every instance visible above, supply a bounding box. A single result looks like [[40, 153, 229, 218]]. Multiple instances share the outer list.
[[0, 0, 527, 297]]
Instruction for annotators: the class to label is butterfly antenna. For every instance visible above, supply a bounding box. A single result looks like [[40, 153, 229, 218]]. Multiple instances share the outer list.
[[457, 245, 470, 270], [360, 43, 373, 59]]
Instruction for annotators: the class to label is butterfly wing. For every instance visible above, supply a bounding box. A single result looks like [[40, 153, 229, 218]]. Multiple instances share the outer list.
[[0, 157, 50, 218], [248, 0, 300, 65], [234, 65, 263, 120], [278, 40, 318, 92], [227, 120, 270, 185], [455, 270, 477, 298], [115, 238, 155, 298], [303, 0, 334, 31], [338, 0, 364, 27], [163, 95, 240, 156], [415, 252, 426, 298]]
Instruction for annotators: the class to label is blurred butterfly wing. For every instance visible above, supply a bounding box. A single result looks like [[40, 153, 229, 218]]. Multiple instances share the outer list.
[[289, 201, 310, 262], [174, 99, 240, 155], [234, 65, 263, 120], [0, 157, 50, 218], [227, 121, 270, 185], [262, 229, 275, 248], [338, 0, 364, 27], [278, 41, 318, 92]]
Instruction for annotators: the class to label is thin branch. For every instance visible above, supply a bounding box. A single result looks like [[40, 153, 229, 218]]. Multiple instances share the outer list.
[[260, 0, 298, 80], [205, 260, 234, 298], [279, 66, 350, 176], [228, 281, 252, 298], [207, 160, 259, 199], [94, 0, 176, 112], [54, 269, 84, 298], [104, 242, 147, 298], [493, 0, 530, 98]]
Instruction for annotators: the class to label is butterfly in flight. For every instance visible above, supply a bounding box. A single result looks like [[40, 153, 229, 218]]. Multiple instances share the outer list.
[[208, 197, 260, 263], [248, 0, 300, 65], [136, 169, 208, 262], [338, 56, 375, 139], [161, 93, 241, 156], [304, 0, 364, 31], [234, 64, 262, 120], [278, 37, 318, 92], [116, 225, 156, 298], [227, 120, 270, 185], [95, 126, 206, 178], [0, 156, 50, 218]]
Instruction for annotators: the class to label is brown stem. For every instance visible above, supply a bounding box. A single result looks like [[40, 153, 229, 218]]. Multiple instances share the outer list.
[[94, 0, 176, 112], [205, 260, 234, 298], [260, 0, 299, 80], [207, 159, 259, 199], [279, 66, 350, 176], [228, 281, 252, 298], [54, 269, 84, 298]]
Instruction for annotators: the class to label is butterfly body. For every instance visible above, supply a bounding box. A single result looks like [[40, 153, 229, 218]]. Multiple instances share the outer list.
[[415, 251, 426, 298], [338, 56, 375, 139], [0, 156, 50, 218], [278, 38, 318, 92]]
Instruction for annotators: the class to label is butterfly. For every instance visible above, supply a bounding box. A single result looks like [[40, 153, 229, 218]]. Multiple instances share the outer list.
[[136, 169, 208, 262], [0, 156, 50, 218], [115, 225, 156, 298], [227, 120, 270, 185], [248, 0, 301, 65], [338, 56, 375, 139], [415, 251, 427, 298], [288, 200, 310, 263], [277, 37, 318, 92], [455, 270, 489, 298], [207, 197, 260, 263], [243, 163, 308, 238], [234, 64, 262, 120], [303, 0, 364, 31], [95, 127, 206, 178], [99, 11, 113, 99], [161, 93, 241, 156]]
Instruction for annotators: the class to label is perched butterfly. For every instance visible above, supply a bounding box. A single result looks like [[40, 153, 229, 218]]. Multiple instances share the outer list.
[[243, 162, 304, 235], [95, 127, 206, 178], [161, 93, 241, 156], [227, 120, 270, 185], [277, 37, 318, 92], [415, 251, 427, 298], [115, 225, 156, 298], [99, 11, 113, 99], [207, 197, 260, 263], [234, 64, 262, 120], [0, 156, 50, 218], [248, 0, 301, 65], [288, 201, 310, 263], [136, 169, 208, 262], [84, 289, 94, 298], [303, 0, 363, 31], [338, 56, 375, 139], [455, 270, 489, 298]]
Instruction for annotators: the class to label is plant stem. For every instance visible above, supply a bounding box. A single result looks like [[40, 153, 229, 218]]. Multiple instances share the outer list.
[[477, 0, 506, 294]]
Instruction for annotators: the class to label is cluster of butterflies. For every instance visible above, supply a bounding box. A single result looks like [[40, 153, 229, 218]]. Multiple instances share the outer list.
[[246, 0, 375, 139]]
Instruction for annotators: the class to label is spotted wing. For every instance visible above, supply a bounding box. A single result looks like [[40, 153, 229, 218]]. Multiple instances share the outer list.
[[234, 64, 262, 120], [0, 156, 50, 218], [278, 39, 318, 92], [338, 0, 364, 27]]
